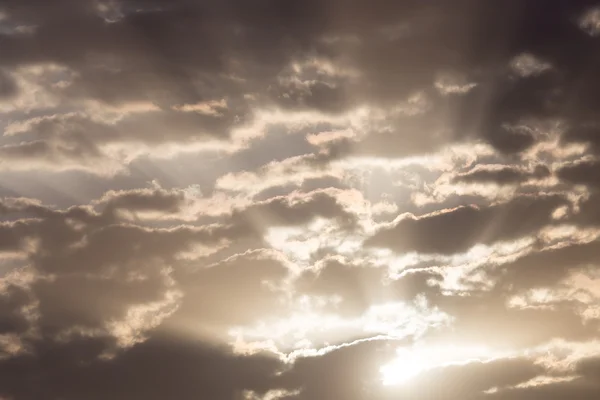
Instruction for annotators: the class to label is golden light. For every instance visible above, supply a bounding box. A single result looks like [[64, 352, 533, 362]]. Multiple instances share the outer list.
[[380, 343, 497, 386]]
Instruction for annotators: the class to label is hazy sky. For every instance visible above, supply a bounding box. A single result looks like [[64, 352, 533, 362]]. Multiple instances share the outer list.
[[1, 1, 600, 399]]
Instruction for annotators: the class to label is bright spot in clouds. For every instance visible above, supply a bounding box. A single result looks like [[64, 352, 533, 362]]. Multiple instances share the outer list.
[[380, 344, 500, 386]]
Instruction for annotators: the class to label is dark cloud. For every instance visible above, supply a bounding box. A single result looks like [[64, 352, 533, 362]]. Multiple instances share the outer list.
[[486, 357, 600, 400], [169, 249, 290, 334], [562, 124, 600, 154], [96, 188, 187, 216], [0, 186, 364, 353], [231, 190, 358, 233], [557, 160, 600, 188], [294, 258, 386, 316], [490, 239, 600, 290], [294, 258, 441, 317], [573, 192, 600, 226], [455, 164, 550, 185], [0, 69, 18, 98], [33, 271, 170, 338], [487, 381, 600, 400], [0, 0, 597, 168], [366, 194, 565, 254], [426, 289, 599, 349], [0, 284, 31, 336], [0, 334, 281, 400]]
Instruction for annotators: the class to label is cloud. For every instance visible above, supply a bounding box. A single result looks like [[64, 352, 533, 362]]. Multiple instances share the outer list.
[[366, 194, 565, 254], [168, 249, 291, 337], [1, 1, 600, 399], [509, 53, 553, 78], [0, 334, 282, 400], [579, 7, 600, 37], [389, 357, 543, 399], [0, 186, 368, 354], [275, 338, 394, 400], [454, 164, 550, 185], [557, 160, 600, 188]]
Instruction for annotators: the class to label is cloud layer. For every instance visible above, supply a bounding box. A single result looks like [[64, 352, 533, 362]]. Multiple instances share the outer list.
[[1, 0, 600, 399]]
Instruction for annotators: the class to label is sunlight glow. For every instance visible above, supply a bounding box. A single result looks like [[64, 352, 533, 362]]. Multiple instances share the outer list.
[[380, 344, 498, 386], [228, 298, 451, 361]]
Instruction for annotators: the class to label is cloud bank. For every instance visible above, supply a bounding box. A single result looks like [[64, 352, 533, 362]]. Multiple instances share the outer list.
[[1, 0, 600, 399]]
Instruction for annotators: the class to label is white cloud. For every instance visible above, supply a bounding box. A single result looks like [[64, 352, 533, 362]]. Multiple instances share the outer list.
[[509, 53, 552, 77], [580, 7, 600, 36]]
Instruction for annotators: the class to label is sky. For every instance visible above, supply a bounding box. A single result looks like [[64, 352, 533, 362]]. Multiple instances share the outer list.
[[1, 0, 600, 399]]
